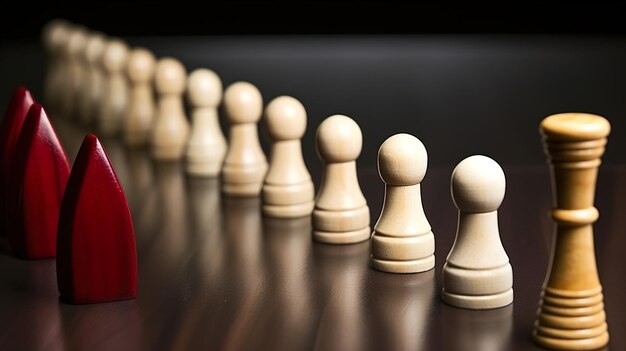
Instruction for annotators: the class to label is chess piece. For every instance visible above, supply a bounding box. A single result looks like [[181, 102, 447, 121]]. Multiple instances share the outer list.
[[41, 19, 72, 112], [442, 155, 513, 309], [370, 133, 435, 273], [7, 104, 70, 259], [313, 115, 369, 244], [185, 68, 227, 176], [221, 81, 267, 196], [78, 31, 107, 126], [57, 134, 138, 304], [124, 48, 156, 146], [533, 113, 611, 350], [98, 38, 129, 136], [64, 25, 88, 119], [262, 96, 314, 218], [151, 57, 190, 160], [0, 87, 35, 236]]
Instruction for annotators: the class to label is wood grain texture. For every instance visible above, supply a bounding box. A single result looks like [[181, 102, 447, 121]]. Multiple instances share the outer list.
[[534, 113, 611, 350], [6, 104, 70, 259], [57, 134, 137, 304]]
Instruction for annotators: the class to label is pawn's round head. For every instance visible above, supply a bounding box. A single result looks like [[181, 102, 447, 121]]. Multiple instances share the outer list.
[[378, 133, 427, 186], [155, 57, 187, 94], [316, 115, 362, 163], [223, 81, 262, 124], [187, 69, 222, 108], [102, 39, 129, 72], [42, 19, 71, 53], [127, 48, 156, 83], [451, 155, 506, 212], [84, 32, 107, 64], [265, 96, 307, 141], [66, 26, 88, 59]]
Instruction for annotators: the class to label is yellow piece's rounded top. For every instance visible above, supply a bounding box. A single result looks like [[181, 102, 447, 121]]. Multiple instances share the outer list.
[[451, 155, 506, 213], [42, 19, 72, 53], [127, 48, 156, 83], [155, 57, 187, 94], [265, 96, 307, 141], [66, 26, 88, 58], [187, 68, 222, 108], [316, 114, 363, 163], [102, 38, 129, 72], [84, 32, 107, 64], [377, 133, 427, 186], [223, 81, 263, 124], [541, 113, 611, 141]]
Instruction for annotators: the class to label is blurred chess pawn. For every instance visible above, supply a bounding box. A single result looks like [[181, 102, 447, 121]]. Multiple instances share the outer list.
[[370, 133, 435, 273], [98, 38, 129, 136], [442, 155, 513, 309], [313, 115, 370, 244], [262, 96, 314, 218], [63, 25, 88, 119], [124, 48, 156, 147], [151, 58, 190, 160], [78, 32, 107, 126], [221, 82, 267, 196], [41, 19, 72, 113], [185, 68, 227, 176]]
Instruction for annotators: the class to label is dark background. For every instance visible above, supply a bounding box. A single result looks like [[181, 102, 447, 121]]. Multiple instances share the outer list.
[[1, 2, 625, 168]]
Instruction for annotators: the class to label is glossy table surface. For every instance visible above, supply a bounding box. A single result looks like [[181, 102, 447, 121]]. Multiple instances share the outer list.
[[1, 118, 625, 351]]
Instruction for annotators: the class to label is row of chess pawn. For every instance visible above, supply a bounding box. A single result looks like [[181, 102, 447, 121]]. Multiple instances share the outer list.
[[39, 19, 613, 350]]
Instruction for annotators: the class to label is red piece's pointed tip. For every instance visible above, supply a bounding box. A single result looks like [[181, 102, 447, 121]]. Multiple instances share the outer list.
[[26, 102, 44, 118]]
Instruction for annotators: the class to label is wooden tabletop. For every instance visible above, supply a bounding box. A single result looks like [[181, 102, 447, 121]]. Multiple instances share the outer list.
[[1, 119, 624, 351]]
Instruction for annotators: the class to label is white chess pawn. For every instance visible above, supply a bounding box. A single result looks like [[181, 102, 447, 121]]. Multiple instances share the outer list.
[[185, 68, 227, 176], [64, 25, 88, 119], [98, 38, 129, 136], [442, 155, 513, 309], [313, 115, 370, 244], [221, 81, 267, 196], [78, 31, 107, 126], [151, 57, 190, 160], [262, 96, 314, 218], [41, 19, 72, 112], [124, 48, 156, 147], [370, 133, 435, 273]]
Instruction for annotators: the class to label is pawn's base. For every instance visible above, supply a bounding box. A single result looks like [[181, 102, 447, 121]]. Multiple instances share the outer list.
[[370, 255, 435, 274], [313, 227, 370, 244], [442, 289, 513, 309], [151, 145, 185, 161], [222, 181, 263, 197], [533, 328, 608, 351], [263, 201, 314, 218]]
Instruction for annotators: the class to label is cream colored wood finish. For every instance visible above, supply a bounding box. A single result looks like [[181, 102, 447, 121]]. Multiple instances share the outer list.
[[370, 133, 434, 273], [78, 32, 107, 126], [64, 26, 88, 119], [313, 115, 369, 244], [42, 19, 72, 113], [261, 96, 314, 218], [185, 69, 227, 177], [533, 113, 611, 350], [221, 82, 267, 196], [124, 48, 156, 147], [98, 38, 129, 136], [442, 155, 513, 309], [151, 57, 190, 160]]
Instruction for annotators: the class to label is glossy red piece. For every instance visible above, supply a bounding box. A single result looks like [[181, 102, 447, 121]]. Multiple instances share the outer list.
[[57, 134, 138, 304], [0, 87, 35, 236], [7, 103, 70, 259]]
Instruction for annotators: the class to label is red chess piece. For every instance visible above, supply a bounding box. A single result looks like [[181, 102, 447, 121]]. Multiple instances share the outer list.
[[57, 134, 138, 304], [0, 87, 35, 236], [7, 103, 70, 259]]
